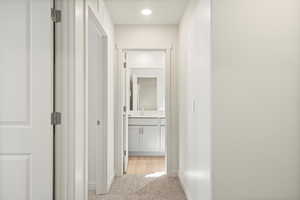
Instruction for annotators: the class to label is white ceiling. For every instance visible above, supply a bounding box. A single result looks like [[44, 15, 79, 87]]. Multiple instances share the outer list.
[[104, 0, 188, 25]]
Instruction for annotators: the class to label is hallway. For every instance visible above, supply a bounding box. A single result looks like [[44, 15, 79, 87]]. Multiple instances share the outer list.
[[2, 0, 300, 199], [89, 174, 187, 200]]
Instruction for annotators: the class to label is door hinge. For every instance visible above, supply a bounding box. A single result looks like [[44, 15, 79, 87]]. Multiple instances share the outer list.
[[124, 150, 127, 156], [51, 112, 62, 125], [51, 8, 61, 23], [123, 106, 127, 112], [123, 62, 127, 69]]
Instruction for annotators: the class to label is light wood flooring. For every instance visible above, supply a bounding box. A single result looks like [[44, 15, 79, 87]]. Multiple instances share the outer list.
[[127, 156, 165, 175]]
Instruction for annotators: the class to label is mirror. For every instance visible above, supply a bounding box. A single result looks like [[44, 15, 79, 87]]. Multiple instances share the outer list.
[[137, 77, 157, 111], [126, 50, 165, 115]]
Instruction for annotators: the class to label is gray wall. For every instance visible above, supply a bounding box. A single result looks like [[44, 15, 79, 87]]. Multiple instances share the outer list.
[[212, 0, 300, 199]]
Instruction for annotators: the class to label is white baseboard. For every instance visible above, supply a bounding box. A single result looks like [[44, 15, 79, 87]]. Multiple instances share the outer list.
[[107, 175, 115, 192], [178, 171, 191, 200], [129, 151, 165, 156], [88, 174, 114, 193]]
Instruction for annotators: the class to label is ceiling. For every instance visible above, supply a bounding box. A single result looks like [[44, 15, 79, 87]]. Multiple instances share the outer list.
[[104, 0, 188, 25]]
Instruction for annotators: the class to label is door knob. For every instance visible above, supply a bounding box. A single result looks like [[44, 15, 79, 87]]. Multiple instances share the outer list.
[[97, 120, 101, 126]]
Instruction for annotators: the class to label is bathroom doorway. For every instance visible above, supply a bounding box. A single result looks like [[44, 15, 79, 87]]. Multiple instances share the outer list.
[[118, 49, 171, 176]]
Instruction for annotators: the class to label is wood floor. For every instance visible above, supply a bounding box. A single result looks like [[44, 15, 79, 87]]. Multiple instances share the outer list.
[[127, 156, 165, 175]]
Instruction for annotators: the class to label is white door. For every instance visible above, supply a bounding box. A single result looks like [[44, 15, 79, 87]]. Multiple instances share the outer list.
[[95, 30, 106, 196], [87, 11, 107, 195], [0, 1, 53, 200], [122, 51, 130, 173]]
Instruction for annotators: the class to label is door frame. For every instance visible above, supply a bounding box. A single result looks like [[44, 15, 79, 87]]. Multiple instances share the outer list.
[[85, 5, 109, 195], [55, 1, 110, 200], [115, 47, 174, 176]]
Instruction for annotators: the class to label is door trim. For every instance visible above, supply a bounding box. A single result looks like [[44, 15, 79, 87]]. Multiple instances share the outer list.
[[55, 1, 112, 199], [54, 0, 86, 200]]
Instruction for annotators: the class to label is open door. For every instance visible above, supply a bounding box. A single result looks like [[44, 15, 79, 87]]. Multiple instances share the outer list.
[[122, 51, 130, 174], [87, 7, 109, 195], [0, 1, 53, 200]]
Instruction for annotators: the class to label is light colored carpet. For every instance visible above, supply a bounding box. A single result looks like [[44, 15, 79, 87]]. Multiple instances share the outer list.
[[89, 174, 187, 200]]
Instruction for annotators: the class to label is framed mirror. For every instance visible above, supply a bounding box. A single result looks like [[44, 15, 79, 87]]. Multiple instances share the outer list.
[[137, 77, 158, 111], [129, 69, 164, 115]]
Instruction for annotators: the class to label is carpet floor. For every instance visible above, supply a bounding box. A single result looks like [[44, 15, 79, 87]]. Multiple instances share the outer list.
[[89, 174, 187, 200]]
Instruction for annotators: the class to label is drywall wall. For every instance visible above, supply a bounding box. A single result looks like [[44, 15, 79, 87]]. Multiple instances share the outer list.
[[114, 25, 179, 174], [115, 25, 178, 49], [87, 0, 115, 192], [178, 0, 212, 199], [212, 0, 300, 199]]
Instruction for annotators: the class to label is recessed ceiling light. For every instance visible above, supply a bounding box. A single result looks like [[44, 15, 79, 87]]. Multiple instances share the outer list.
[[141, 9, 152, 16]]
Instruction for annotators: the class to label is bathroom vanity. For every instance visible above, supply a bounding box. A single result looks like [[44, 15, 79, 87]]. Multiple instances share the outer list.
[[128, 116, 166, 156], [125, 50, 166, 156]]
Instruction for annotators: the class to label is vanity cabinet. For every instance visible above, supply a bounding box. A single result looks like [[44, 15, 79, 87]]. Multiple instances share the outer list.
[[128, 126, 140, 151], [125, 50, 166, 156], [128, 118, 165, 156]]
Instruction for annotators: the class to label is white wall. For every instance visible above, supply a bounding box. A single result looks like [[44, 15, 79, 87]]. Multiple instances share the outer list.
[[115, 25, 178, 49], [114, 25, 179, 174], [178, 0, 212, 200], [87, 0, 115, 192], [212, 0, 300, 200]]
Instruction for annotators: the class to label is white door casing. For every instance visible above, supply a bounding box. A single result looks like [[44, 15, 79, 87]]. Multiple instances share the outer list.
[[0, 0, 53, 200]]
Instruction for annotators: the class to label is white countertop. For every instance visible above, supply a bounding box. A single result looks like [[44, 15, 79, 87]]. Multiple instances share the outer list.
[[128, 115, 165, 119]]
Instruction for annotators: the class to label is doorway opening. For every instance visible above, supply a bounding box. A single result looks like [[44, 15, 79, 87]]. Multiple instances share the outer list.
[[121, 50, 168, 176]]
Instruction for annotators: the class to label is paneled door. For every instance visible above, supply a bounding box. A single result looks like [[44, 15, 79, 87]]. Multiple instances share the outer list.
[[141, 126, 161, 152], [122, 51, 130, 174], [0, 1, 53, 200], [128, 126, 141, 152]]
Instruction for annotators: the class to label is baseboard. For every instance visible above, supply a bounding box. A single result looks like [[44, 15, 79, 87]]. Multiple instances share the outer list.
[[107, 174, 115, 192], [88, 175, 114, 193], [129, 151, 165, 156], [178, 171, 191, 200], [88, 182, 96, 191]]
